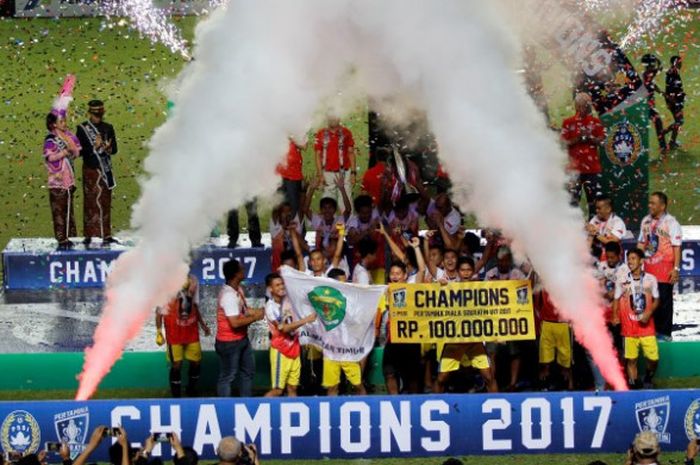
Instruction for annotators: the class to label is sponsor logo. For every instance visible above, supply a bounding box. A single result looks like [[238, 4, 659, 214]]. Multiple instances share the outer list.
[[308, 286, 347, 331], [635, 396, 671, 443], [54, 407, 89, 459], [684, 398, 700, 440], [392, 288, 407, 309], [516, 286, 530, 305], [1, 410, 41, 455], [605, 120, 643, 167]]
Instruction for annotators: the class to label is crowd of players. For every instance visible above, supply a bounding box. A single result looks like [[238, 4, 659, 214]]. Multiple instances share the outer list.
[[155, 94, 684, 397]]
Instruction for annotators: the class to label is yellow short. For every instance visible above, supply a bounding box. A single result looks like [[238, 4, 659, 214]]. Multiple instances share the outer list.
[[322, 359, 362, 387], [270, 348, 301, 390], [539, 321, 572, 368], [167, 342, 202, 363], [624, 336, 659, 361], [438, 344, 490, 373]]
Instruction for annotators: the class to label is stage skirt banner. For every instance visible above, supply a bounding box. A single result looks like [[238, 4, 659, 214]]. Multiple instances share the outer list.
[[388, 280, 536, 344], [0, 391, 698, 460], [280, 266, 386, 362]]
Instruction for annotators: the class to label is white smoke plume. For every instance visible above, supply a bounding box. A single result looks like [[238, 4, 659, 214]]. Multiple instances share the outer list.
[[77, 0, 627, 399]]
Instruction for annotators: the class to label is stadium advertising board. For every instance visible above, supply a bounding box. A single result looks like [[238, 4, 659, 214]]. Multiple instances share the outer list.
[[1, 391, 699, 460], [1, 247, 271, 290], [388, 280, 536, 343]]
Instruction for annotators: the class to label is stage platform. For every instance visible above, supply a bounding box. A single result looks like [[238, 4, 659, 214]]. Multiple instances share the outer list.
[[4, 227, 700, 291]]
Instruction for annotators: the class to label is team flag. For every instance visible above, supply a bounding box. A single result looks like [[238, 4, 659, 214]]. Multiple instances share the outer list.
[[279, 266, 387, 362]]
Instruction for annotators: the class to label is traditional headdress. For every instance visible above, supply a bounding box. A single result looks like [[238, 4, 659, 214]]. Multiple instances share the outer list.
[[51, 74, 76, 119]]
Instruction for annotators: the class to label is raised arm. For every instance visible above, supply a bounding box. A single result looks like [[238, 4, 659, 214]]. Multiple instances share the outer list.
[[335, 173, 352, 220], [423, 230, 439, 280], [329, 225, 346, 269], [290, 228, 307, 272], [410, 237, 426, 283], [73, 426, 106, 465], [379, 221, 407, 263]]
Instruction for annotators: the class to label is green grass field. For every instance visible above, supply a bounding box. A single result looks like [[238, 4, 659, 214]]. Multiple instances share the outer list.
[[1, 14, 699, 252]]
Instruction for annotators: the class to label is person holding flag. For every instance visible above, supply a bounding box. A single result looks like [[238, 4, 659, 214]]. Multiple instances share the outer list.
[[76, 99, 119, 248], [263, 272, 317, 397], [280, 265, 386, 397]]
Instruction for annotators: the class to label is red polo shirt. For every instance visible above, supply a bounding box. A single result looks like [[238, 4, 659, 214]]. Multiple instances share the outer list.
[[276, 141, 303, 181], [314, 127, 354, 172], [561, 113, 605, 174]]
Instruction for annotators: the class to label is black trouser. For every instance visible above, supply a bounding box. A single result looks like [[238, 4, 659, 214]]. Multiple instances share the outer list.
[[227, 200, 261, 246], [654, 282, 674, 338], [569, 173, 602, 219], [280, 179, 303, 216], [649, 106, 667, 150]]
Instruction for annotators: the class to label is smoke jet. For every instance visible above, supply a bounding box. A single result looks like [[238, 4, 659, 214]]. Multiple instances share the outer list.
[[77, 0, 628, 399]]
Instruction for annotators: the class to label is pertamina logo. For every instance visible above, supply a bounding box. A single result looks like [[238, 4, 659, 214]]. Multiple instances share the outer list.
[[54, 407, 90, 459], [1, 410, 41, 455], [635, 396, 671, 443], [307, 286, 347, 331]]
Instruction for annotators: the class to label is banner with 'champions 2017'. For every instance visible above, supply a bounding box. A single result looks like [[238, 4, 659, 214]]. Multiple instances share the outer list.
[[1, 392, 699, 461], [388, 280, 536, 343]]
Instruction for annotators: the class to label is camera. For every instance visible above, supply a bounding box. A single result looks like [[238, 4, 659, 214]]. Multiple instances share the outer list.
[[102, 427, 121, 437], [152, 432, 173, 443], [238, 445, 255, 465], [45, 442, 62, 453]]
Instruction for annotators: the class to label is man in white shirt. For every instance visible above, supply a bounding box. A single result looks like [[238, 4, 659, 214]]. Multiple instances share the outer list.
[[587, 195, 627, 258], [215, 259, 264, 397]]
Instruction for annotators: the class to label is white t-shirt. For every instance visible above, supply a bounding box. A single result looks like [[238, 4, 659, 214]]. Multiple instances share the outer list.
[[614, 272, 660, 300], [424, 267, 447, 283], [589, 213, 627, 239], [427, 200, 462, 235], [353, 263, 372, 285], [484, 267, 527, 281], [219, 285, 244, 317], [269, 214, 303, 239], [303, 256, 351, 277], [346, 209, 380, 234], [309, 213, 345, 248], [384, 208, 419, 234]]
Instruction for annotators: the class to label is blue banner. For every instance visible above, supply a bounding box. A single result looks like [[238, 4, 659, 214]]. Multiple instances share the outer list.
[[2, 247, 271, 290], [1, 391, 699, 460], [3, 239, 700, 291]]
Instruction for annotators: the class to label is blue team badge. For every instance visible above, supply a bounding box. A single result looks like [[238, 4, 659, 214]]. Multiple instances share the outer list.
[[605, 279, 615, 293], [516, 285, 530, 305], [635, 396, 671, 443], [392, 288, 407, 309], [54, 408, 89, 459], [685, 399, 700, 440], [1, 410, 41, 455], [605, 121, 643, 167]]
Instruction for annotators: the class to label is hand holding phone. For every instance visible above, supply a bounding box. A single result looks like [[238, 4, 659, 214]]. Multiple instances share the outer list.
[[152, 432, 173, 443], [45, 442, 62, 453]]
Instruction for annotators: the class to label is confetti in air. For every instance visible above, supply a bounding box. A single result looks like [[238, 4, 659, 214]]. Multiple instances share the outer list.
[[100, 0, 191, 59], [619, 0, 690, 49]]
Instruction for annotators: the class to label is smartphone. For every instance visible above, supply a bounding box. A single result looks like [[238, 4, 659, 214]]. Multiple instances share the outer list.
[[152, 432, 172, 443], [102, 427, 121, 437], [45, 442, 62, 453]]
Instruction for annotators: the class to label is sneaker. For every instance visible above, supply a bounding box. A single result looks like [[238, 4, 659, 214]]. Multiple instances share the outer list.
[[226, 241, 238, 249], [670, 141, 681, 150], [83, 237, 92, 248], [643, 380, 654, 390], [251, 242, 264, 249], [103, 237, 120, 245]]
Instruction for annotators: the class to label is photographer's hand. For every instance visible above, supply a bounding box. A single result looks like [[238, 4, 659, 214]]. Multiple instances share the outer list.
[[243, 444, 260, 465], [169, 433, 185, 459]]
